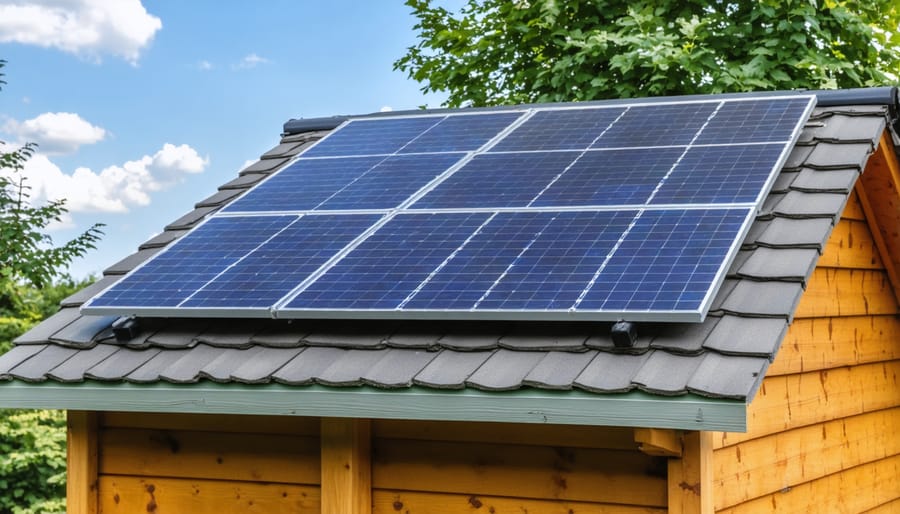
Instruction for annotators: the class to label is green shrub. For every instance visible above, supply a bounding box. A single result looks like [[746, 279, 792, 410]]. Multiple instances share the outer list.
[[0, 410, 67, 514]]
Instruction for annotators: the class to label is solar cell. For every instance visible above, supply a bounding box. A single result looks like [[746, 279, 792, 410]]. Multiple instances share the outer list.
[[694, 97, 813, 144], [87, 216, 297, 308], [489, 107, 626, 152], [303, 116, 441, 157], [399, 112, 523, 153], [591, 102, 717, 148], [182, 214, 381, 308]]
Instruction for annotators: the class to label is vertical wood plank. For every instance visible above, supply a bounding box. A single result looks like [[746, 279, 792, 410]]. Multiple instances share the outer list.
[[321, 418, 371, 514], [67, 411, 99, 514], [667, 431, 712, 514]]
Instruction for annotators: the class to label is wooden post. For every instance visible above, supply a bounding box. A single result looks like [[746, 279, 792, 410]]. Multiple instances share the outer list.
[[668, 430, 713, 514], [67, 411, 99, 514], [321, 418, 372, 514], [635, 428, 683, 457]]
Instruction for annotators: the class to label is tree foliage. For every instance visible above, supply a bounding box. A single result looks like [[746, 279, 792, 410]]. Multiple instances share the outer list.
[[0, 410, 67, 514], [396, 0, 900, 107]]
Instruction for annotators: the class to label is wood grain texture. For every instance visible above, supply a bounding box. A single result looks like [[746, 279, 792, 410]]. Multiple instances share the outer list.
[[98, 475, 319, 514], [374, 419, 637, 450], [714, 360, 900, 448], [857, 132, 900, 304], [372, 437, 666, 507], [794, 268, 897, 318], [100, 427, 320, 484], [819, 218, 884, 270], [321, 418, 371, 514], [861, 497, 900, 513], [840, 190, 866, 221], [713, 407, 900, 510], [372, 490, 665, 514], [767, 315, 900, 376], [68, 411, 98, 514], [717, 454, 900, 514], [668, 431, 713, 514], [101, 411, 320, 436], [634, 428, 682, 457]]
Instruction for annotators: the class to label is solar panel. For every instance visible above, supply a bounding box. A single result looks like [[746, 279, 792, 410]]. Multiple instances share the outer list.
[[83, 94, 816, 322]]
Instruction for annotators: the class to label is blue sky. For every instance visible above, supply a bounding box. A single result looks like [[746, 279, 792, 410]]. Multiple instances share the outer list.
[[0, 1, 449, 279]]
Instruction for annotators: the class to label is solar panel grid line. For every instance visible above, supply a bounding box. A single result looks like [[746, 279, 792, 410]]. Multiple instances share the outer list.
[[482, 139, 796, 156], [642, 101, 725, 205], [396, 212, 499, 309], [572, 210, 646, 310], [404, 203, 759, 214], [526, 106, 631, 207]]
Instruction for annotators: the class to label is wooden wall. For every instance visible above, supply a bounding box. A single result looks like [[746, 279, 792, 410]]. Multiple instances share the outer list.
[[711, 189, 900, 513], [68, 412, 669, 514]]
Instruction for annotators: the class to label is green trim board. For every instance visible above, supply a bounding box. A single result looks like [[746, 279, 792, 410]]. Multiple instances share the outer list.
[[0, 381, 747, 431]]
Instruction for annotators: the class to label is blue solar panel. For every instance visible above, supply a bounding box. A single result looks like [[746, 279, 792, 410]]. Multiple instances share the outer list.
[[402, 210, 635, 310], [652, 144, 785, 204], [489, 107, 627, 152], [87, 216, 297, 308], [225, 154, 465, 212], [83, 94, 816, 322], [182, 214, 381, 308], [287, 212, 493, 309], [577, 208, 748, 311]]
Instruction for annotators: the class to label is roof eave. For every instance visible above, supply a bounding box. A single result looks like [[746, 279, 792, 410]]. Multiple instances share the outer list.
[[0, 381, 746, 431]]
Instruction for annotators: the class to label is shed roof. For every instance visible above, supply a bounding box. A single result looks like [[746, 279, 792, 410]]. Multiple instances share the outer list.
[[0, 91, 895, 431]]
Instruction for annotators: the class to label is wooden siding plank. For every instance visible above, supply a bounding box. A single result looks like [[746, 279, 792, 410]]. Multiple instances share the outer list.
[[98, 475, 320, 514], [841, 190, 866, 221], [716, 454, 900, 514], [857, 132, 900, 304], [101, 411, 320, 436], [819, 219, 884, 270], [373, 490, 666, 514], [99, 428, 320, 484], [794, 268, 897, 318], [713, 407, 900, 510], [372, 438, 667, 507], [861, 497, 900, 513], [374, 419, 637, 450], [668, 431, 713, 514], [714, 360, 900, 448], [321, 418, 372, 514], [68, 411, 99, 514], [767, 316, 900, 376]]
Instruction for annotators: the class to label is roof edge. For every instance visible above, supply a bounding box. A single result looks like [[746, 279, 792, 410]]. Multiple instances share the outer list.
[[282, 87, 900, 135], [0, 381, 746, 431]]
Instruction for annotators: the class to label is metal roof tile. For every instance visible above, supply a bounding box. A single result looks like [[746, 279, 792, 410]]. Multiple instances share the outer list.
[[316, 349, 389, 386], [7, 345, 78, 382], [239, 157, 289, 174], [46, 344, 118, 382], [261, 141, 307, 158], [199, 347, 267, 382], [781, 144, 815, 171], [48, 314, 118, 346], [632, 352, 704, 395], [805, 142, 873, 170], [499, 328, 589, 351], [791, 168, 859, 193], [736, 248, 819, 282], [85, 348, 161, 381], [303, 329, 389, 349], [718, 281, 805, 318], [0, 345, 46, 378], [383, 329, 444, 349], [60, 276, 119, 307], [272, 347, 346, 385], [157, 344, 226, 382], [249, 326, 307, 347], [771, 171, 799, 193], [686, 353, 769, 399], [522, 351, 598, 390], [361, 349, 439, 388], [770, 191, 849, 219], [648, 318, 720, 355], [125, 349, 192, 383], [756, 217, 834, 250], [13, 308, 81, 344], [145, 321, 208, 348], [437, 332, 502, 351], [574, 352, 649, 393], [413, 350, 493, 389], [195, 323, 262, 348], [805, 113, 886, 144], [138, 229, 189, 250], [230, 347, 304, 383], [465, 349, 545, 391], [195, 188, 244, 208], [219, 173, 266, 190], [103, 247, 162, 275], [702, 315, 788, 357], [164, 206, 218, 231]]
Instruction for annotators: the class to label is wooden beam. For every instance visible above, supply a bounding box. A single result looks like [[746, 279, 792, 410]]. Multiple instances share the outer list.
[[857, 131, 900, 305], [321, 418, 372, 514], [67, 411, 99, 514], [667, 431, 713, 514], [634, 428, 682, 457]]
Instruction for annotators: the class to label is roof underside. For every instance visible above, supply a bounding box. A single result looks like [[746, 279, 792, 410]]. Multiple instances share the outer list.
[[0, 94, 892, 431]]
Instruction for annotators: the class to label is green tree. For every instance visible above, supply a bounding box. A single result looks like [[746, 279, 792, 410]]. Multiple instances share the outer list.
[[1, 59, 104, 514], [396, 0, 900, 107]]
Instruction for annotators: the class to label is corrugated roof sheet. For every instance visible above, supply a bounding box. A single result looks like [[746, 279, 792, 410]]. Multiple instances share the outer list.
[[0, 103, 890, 404]]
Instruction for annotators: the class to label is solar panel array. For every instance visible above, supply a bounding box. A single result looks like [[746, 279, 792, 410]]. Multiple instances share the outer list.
[[83, 94, 816, 322]]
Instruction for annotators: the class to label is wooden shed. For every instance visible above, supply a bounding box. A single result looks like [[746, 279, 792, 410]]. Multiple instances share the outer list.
[[1, 89, 899, 514]]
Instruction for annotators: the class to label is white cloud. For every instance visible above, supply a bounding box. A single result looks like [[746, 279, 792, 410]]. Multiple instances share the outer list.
[[197, 60, 213, 71], [0, 0, 162, 64], [4, 112, 106, 154], [233, 53, 269, 70], [380, 106, 393, 113], [5, 142, 209, 213]]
